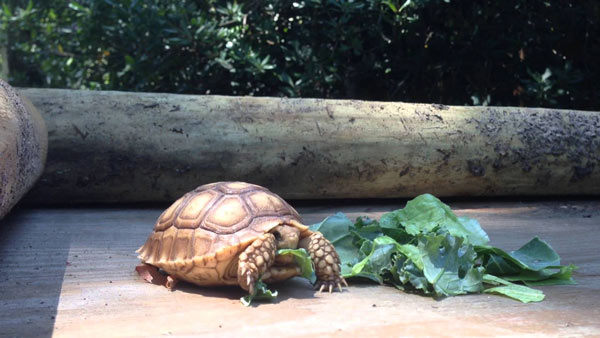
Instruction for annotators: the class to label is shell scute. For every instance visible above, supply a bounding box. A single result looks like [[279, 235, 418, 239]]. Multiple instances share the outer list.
[[155, 195, 185, 231], [170, 229, 193, 261], [246, 191, 288, 215], [176, 190, 218, 229], [203, 196, 251, 234], [217, 181, 264, 194], [191, 228, 215, 258], [157, 226, 177, 263]]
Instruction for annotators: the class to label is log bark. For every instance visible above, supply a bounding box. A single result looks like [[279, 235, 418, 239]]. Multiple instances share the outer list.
[[0, 81, 47, 218], [18, 88, 600, 203]]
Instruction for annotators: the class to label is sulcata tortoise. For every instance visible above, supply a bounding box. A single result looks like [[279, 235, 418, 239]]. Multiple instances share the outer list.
[[136, 181, 347, 294]]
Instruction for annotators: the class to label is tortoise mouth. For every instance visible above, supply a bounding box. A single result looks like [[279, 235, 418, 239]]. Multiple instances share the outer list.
[[270, 225, 300, 249]]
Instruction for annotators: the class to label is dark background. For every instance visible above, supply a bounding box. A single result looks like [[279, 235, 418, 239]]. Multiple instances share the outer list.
[[2, 0, 599, 110]]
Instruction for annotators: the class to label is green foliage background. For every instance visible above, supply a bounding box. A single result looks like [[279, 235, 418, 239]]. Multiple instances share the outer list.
[[1, 0, 599, 109]]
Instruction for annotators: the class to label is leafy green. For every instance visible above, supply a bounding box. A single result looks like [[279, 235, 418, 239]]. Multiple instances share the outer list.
[[240, 280, 278, 307], [313, 194, 577, 303], [483, 274, 545, 303], [240, 248, 315, 306], [476, 237, 560, 271], [475, 237, 577, 288], [277, 248, 316, 283], [349, 236, 399, 284], [381, 194, 489, 245], [419, 232, 485, 297], [503, 264, 577, 286], [509, 237, 561, 270], [481, 253, 522, 275]]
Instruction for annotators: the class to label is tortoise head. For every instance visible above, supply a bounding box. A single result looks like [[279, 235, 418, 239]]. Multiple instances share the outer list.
[[270, 225, 300, 249]]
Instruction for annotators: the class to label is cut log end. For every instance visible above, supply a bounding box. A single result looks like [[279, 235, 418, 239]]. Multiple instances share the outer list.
[[0, 81, 48, 218]]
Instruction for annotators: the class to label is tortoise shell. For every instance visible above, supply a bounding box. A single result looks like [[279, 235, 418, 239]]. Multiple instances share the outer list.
[[136, 181, 307, 286]]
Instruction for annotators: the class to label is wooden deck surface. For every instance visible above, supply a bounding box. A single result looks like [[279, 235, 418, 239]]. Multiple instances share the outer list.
[[0, 199, 599, 337]]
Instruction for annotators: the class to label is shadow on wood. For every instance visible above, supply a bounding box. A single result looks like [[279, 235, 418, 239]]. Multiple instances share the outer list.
[[0, 208, 70, 337]]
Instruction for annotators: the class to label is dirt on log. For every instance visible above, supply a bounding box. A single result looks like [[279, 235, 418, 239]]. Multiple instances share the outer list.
[[0, 81, 47, 218], [18, 88, 600, 203]]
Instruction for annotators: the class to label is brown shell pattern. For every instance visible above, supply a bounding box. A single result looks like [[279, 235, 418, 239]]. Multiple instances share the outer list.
[[137, 182, 302, 285]]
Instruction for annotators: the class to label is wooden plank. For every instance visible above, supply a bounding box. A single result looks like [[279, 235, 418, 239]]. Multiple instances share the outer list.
[[0, 200, 599, 337]]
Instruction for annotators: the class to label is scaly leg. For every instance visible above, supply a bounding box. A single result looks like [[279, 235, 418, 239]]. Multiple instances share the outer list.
[[300, 232, 348, 293], [237, 233, 276, 294], [135, 263, 179, 291], [165, 275, 179, 290]]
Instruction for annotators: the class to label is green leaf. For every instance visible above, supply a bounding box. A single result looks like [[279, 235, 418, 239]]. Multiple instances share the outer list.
[[419, 232, 484, 297], [383, 1, 398, 12], [277, 248, 316, 283], [377, 215, 412, 244], [398, 0, 412, 13], [503, 264, 578, 286], [483, 274, 545, 303], [510, 237, 561, 270], [350, 236, 398, 284], [541, 68, 552, 82], [382, 194, 489, 245], [394, 255, 431, 293], [124, 55, 135, 66], [215, 57, 234, 71], [2, 4, 12, 18], [483, 254, 521, 275], [346, 235, 424, 284], [310, 212, 361, 275], [396, 242, 422, 270], [476, 237, 561, 272], [68, 2, 90, 14], [240, 280, 278, 306]]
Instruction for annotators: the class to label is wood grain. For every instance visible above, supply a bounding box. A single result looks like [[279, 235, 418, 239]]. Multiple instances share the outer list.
[[0, 200, 598, 337], [18, 88, 600, 203], [0, 81, 47, 219]]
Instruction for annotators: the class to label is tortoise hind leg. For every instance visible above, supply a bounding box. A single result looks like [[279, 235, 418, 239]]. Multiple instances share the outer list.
[[237, 233, 276, 294], [165, 275, 179, 290], [299, 232, 348, 293], [136, 263, 179, 290]]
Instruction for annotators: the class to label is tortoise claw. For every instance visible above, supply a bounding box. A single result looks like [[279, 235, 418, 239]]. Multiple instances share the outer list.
[[246, 273, 256, 295], [315, 276, 348, 294], [166, 275, 179, 291]]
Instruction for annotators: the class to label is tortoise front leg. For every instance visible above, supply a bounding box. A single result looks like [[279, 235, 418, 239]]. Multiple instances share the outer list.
[[237, 233, 276, 294], [300, 232, 348, 293]]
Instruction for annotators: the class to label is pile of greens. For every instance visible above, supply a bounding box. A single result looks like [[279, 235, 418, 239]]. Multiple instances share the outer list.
[[242, 194, 576, 305]]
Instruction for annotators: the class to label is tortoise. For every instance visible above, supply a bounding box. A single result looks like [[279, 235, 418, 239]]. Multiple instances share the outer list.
[[136, 181, 347, 294]]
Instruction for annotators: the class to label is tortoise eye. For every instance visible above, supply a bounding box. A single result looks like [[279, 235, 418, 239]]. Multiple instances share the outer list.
[[273, 231, 282, 241]]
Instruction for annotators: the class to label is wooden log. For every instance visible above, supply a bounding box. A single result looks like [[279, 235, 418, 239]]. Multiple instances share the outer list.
[[0, 81, 47, 218], [18, 88, 600, 203]]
